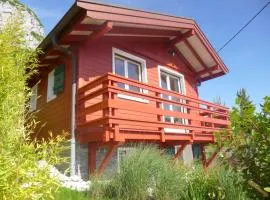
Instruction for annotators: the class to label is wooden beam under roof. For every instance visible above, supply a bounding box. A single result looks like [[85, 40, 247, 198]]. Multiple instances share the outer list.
[[200, 71, 225, 82], [183, 39, 214, 79], [173, 46, 197, 75], [197, 65, 219, 76], [170, 29, 195, 46], [73, 23, 105, 31], [83, 21, 113, 45], [105, 26, 182, 37]]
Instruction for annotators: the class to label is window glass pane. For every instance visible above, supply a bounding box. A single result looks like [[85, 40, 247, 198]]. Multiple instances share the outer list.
[[165, 116, 171, 123], [169, 76, 180, 93], [174, 118, 184, 124], [171, 96, 180, 102], [161, 73, 168, 90], [47, 70, 56, 102], [127, 61, 141, 92], [129, 85, 141, 92], [115, 57, 125, 77], [127, 61, 140, 81], [117, 83, 125, 89], [172, 105, 181, 112], [162, 94, 170, 100], [163, 103, 171, 111], [30, 85, 38, 111]]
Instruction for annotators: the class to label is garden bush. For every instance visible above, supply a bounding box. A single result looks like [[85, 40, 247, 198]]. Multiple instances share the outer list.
[[88, 145, 249, 200], [216, 89, 270, 199], [0, 20, 66, 199]]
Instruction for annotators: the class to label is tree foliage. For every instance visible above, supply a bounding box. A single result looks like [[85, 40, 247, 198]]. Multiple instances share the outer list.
[[218, 89, 270, 199], [0, 20, 66, 199]]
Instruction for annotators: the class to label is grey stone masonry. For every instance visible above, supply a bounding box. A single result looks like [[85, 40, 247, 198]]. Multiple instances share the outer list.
[[0, 0, 44, 48]]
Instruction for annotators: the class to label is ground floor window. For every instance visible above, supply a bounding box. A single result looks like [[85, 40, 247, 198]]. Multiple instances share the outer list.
[[29, 84, 38, 112]]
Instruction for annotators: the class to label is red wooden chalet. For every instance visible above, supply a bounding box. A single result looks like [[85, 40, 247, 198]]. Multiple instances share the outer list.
[[30, 0, 229, 178]]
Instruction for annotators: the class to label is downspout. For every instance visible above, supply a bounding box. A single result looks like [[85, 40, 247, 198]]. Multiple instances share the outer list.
[[52, 36, 77, 176]]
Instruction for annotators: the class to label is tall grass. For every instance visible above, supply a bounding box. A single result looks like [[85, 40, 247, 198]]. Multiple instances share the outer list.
[[53, 188, 89, 200], [88, 145, 249, 200]]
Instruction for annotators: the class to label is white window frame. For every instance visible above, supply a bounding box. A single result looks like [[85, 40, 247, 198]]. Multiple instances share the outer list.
[[29, 83, 38, 112], [47, 69, 56, 102], [158, 65, 188, 126], [112, 48, 149, 103]]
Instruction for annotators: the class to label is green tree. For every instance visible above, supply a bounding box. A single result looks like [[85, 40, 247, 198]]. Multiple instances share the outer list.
[[218, 89, 270, 199], [0, 20, 66, 199]]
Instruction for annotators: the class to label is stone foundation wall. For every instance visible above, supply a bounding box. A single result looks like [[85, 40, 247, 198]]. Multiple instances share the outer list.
[[74, 143, 195, 180], [76, 143, 89, 180]]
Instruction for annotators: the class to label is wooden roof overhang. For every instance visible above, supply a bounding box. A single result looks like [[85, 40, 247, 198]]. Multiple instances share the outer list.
[[38, 0, 229, 82]]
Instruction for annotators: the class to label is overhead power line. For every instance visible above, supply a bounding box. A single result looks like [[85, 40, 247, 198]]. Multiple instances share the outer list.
[[218, 1, 270, 53]]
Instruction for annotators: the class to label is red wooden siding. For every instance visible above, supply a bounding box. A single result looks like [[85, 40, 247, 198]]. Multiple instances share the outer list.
[[34, 57, 71, 139], [78, 37, 198, 94], [77, 37, 199, 129]]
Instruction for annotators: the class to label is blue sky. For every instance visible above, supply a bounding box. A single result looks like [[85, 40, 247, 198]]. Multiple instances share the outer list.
[[21, 0, 270, 109]]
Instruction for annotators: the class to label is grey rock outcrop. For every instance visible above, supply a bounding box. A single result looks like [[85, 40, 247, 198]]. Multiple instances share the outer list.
[[0, 0, 44, 48]]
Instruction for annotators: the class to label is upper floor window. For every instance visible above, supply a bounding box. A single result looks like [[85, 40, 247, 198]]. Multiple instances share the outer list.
[[158, 66, 187, 125], [29, 84, 38, 112], [47, 64, 65, 102], [112, 48, 147, 93]]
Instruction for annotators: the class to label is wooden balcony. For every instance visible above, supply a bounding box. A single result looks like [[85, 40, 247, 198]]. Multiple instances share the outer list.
[[77, 73, 229, 145]]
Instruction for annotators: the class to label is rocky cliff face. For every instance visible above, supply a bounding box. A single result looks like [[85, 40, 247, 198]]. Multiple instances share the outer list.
[[0, 0, 44, 48]]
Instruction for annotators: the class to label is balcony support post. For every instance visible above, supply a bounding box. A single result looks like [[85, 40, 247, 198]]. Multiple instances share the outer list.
[[160, 129, 165, 143], [103, 125, 110, 142], [97, 142, 119, 175], [201, 144, 207, 170], [201, 145, 223, 170], [173, 143, 187, 161], [155, 92, 162, 122]]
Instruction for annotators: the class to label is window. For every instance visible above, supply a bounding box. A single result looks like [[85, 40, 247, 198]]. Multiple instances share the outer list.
[[47, 64, 65, 102], [158, 66, 187, 125], [112, 48, 147, 93], [29, 84, 38, 112], [47, 69, 56, 102]]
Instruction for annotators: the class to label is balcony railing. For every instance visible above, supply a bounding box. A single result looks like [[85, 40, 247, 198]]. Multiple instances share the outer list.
[[77, 73, 229, 144]]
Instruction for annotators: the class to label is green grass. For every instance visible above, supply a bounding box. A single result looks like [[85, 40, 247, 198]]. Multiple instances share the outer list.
[[53, 187, 89, 200]]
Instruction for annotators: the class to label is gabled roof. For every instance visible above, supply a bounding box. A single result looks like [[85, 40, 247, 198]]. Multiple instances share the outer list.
[[39, 0, 229, 82]]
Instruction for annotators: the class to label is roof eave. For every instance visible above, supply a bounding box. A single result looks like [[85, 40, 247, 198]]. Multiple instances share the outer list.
[[38, 3, 82, 51]]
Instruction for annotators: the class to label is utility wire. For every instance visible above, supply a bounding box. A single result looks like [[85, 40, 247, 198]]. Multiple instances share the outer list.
[[218, 1, 270, 53]]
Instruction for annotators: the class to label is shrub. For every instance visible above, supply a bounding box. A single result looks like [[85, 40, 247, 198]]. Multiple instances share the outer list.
[[88, 145, 249, 200], [216, 89, 270, 198], [0, 20, 66, 199]]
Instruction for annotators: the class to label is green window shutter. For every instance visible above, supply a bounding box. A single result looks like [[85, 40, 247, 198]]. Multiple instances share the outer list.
[[53, 64, 65, 95]]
